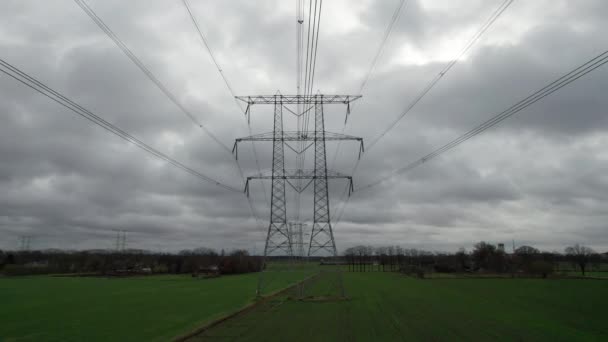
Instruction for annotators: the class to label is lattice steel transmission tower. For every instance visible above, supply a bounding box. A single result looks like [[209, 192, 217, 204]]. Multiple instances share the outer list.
[[288, 222, 306, 258], [234, 94, 362, 262], [19, 235, 32, 251], [114, 230, 127, 251]]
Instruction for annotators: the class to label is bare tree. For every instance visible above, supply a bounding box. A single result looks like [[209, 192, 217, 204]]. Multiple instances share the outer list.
[[514, 245, 540, 273], [565, 244, 595, 276], [515, 245, 540, 255], [455, 248, 469, 271]]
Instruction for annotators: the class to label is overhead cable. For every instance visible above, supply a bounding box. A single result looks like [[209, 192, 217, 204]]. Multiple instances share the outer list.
[[331, 0, 409, 168], [356, 49, 608, 192], [339, 0, 514, 194], [181, 0, 269, 207], [358, 0, 409, 94], [365, 0, 514, 151], [73, 0, 232, 153], [0, 58, 242, 193]]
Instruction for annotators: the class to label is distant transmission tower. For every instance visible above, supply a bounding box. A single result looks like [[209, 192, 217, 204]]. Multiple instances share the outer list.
[[114, 230, 127, 251], [19, 235, 32, 251], [288, 221, 306, 258], [234, 94, 362, 295], [122, 230, 127, 251]]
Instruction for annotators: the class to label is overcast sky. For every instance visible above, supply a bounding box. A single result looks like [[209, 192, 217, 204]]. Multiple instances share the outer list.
[[1, 0, 607, 253]]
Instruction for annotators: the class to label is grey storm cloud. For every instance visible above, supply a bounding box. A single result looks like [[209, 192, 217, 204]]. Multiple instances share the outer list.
[[1, 0, 608, 253]]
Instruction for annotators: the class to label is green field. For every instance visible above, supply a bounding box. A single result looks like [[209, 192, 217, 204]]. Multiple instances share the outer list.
[[558, 271, 608, 278], [0, 270, 311, 341], [3, 269, 607, 341], [192, 272, 608, 341]]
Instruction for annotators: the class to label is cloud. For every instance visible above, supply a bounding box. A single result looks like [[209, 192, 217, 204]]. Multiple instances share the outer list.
[[1, 0, 607, 253]]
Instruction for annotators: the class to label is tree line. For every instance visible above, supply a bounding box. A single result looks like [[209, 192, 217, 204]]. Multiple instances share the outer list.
[[344, 242, 606, 277], [0, 248, 262, 276]]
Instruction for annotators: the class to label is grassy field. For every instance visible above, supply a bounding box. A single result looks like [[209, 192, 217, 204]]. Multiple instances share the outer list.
[[3, 268, 607, 341], [193, 272, 608, 341], [0, 269, 311, 341], [558, 270, 608, 278]]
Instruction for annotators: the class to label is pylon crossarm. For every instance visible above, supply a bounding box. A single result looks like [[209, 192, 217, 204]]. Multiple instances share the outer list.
[[283, 141, 314, 155], [299, 104, 315, 117], [247, 169, 352, 180], [284, 142, 299, 154], [285, 178, 315, 193], [301, 142, 314, 154], [301, 178, 315, 193], [281, 104, 298, 116], [232, 141, 239, 159], [235, 94, 361, 105], [345, 99, 351, 124], [235, 131, 362, 142], [358, 140, 365, 159]]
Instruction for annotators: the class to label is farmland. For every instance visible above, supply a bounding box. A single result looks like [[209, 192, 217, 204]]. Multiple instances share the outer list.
[[0, 269, 311, 341], [2, 268, 607, 341], [191, 272, 608, 341]]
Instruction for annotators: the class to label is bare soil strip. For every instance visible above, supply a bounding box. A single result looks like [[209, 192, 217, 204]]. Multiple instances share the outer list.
[[174, 274, 318, 342]]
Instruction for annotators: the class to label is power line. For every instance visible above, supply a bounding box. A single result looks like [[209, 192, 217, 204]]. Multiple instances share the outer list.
[[296, 0, 324, 222], [0, 58, 242, 193], [303, 0, 316, 99], [331, 0, 409, 168], [302, 0, 322, 135], [76, 0, 268, 223], [302, 1, 323, 146], [358, 0, 408, 94], [295, 0, 305, 221], [356, 49, 608, 192], [181, 0, 269, 208], [181, 0, 239, 105], [335, 0, 513, 196], [307, 0, 323, 97], [365, 0, 513, 151], [73, 0, 232, 153]]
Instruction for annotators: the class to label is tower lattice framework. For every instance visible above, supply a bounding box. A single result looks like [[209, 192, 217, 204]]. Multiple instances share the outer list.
[[234, 94, 362, 262], [310, 96, 336, 255], [265, 97, 291, 256]]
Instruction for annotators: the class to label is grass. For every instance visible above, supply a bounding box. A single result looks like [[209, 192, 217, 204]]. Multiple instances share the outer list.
[[558, 270, 608, 278], [193, 272, 608, 341], [3, 267, 607, 341], [0, 270, 311, 342]]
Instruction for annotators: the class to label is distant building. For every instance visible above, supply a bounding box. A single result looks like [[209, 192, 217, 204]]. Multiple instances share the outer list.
[[497, 243, 505, 252], [195, 265, 220, 277], [24, 260, 49, 268]]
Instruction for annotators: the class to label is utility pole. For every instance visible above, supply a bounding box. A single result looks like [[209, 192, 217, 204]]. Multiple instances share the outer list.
[[234, 94, 362, 296]]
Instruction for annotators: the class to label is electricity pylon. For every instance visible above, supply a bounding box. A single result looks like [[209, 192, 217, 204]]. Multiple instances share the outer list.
[[288, 222, 306, 258], [234, 94, 362, 296], [114, 230, 127, 251], [19, 235, 32, 251]]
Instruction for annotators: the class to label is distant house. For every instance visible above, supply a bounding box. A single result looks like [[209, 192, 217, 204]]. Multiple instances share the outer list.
[[111, 263, 153, 276], [194, 265, 220, 277], [24, 260, 49, 268]]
